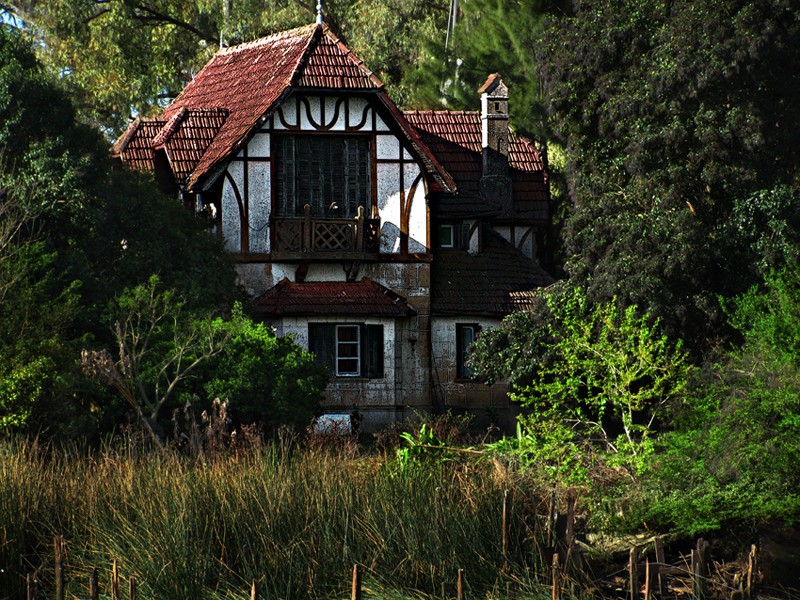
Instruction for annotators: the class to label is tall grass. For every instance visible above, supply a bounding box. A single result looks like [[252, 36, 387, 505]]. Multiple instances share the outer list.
[[0, 436, 551, 599]]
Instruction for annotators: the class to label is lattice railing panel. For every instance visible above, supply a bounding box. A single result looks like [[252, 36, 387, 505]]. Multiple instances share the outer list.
[[312, 221, 354, 251], [273, 220, 303, 252]]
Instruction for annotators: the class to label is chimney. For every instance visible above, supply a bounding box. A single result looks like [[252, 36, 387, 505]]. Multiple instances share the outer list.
[[478, 74, 513, 216]]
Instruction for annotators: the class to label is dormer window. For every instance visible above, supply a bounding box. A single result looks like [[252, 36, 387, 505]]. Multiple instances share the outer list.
[[274, 135, 371, 218]]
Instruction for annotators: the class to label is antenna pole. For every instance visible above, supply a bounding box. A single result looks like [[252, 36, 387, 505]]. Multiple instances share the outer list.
[[316, 1, 323, 26]]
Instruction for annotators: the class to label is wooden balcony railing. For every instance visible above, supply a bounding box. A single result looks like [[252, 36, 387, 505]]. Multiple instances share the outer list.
[[271, 205, 381, 259]]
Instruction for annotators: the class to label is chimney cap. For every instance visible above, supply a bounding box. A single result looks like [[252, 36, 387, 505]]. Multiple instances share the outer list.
[[477, 73, 508, 97]]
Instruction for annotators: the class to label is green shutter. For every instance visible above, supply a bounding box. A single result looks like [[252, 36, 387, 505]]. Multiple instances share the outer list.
[[364, 324, 384, 378], [308, 323, 335, 373]]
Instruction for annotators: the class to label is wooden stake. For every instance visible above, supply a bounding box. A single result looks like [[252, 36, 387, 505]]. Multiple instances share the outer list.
[[551, 552, 560, 600], [629, 547, 639, 600], [644, 558, 651, 600], [746, 544, 758, 600], [26, 572, 37, 600], [654, 538, 667, 599], [90, 568, 99, 600], [457, 568, 465, 600], [129, 576, 136, 600], [54, 535, 64, 600], [112, 559, 120, 600], [502, 489, 510, 561], [351, 564, 362, 600], [250, 579, 258, 600], [692, 538, 709, 600]]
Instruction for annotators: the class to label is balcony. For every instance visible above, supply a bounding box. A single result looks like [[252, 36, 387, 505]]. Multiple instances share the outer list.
[[270, 205, 381, 260]]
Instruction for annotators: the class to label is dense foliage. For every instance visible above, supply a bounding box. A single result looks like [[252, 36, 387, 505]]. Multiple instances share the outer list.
[[0, 25, 326, 439], [540, 0, 800, 345]]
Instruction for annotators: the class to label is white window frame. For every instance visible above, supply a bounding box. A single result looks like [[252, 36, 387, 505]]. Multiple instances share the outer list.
[[335, 324, 361, 376]]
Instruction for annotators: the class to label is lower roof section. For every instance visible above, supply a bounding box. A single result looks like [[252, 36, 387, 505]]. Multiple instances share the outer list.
[[252, 277, 417, 318]]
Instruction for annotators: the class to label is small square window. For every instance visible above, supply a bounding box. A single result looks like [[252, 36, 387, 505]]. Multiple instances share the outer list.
[[439, 224, 454, 248]]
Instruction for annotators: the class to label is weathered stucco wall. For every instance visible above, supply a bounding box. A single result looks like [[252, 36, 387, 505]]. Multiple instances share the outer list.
[[219, 92, 430, 297], [431, 316, 516, 430]]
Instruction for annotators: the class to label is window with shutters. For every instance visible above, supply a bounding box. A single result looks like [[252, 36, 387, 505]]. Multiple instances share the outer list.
[[308, 323, 384, 378], [275, 135, 371, 218]]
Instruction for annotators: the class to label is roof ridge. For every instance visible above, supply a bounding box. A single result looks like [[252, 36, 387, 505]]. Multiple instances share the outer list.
[[216, 23, 317, 56]]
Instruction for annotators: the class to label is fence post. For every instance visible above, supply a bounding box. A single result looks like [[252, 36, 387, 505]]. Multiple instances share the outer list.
[[692, 538, 709, 600], [54, 535, 64, 600], [90, 568, 99, 600], [502, 489, 510, 562], [111, 560, 120, 600], [654, 538, 667, 599], [551, 552, 560, 600], [26, 572, 38, 600], [457, 568, 465, 600], [351, 564, 362, 600], [746, 544, 758, 600], [129, 576, 136, 600], [629, 547, 639, 600], [250, 579, 258, 600], [644, 558, 651, 600]]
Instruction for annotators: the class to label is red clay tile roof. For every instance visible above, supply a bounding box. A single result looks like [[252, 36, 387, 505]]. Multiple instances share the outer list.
[[431, 228, 554, 316], [112, 24, 455, 193], [111, 117, 166, 172], [252, 278, 417, 317], [154, 108, 229, 181], [403, 110, 548, 219]]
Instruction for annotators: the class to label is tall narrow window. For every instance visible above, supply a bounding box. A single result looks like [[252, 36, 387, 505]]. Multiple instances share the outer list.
[[336, 324, 361, 376], [456, 323, 481, 379], [275, 135, 370, 218]]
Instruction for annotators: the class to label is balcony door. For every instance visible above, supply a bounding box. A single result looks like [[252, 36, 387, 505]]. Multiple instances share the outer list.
[[274, 135, 371, 218]]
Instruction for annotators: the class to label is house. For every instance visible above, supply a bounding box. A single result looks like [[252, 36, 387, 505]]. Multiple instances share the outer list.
[[111, 20, 553, 431]]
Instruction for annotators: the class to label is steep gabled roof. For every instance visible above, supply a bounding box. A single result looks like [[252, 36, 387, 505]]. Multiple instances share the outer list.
[[112, 24, 454, 193], [252, 278, 417, 317], [404, 110, 548, 219]]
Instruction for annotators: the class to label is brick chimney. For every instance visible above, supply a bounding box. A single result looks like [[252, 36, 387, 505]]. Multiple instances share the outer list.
[[479, 73, 512, 216]]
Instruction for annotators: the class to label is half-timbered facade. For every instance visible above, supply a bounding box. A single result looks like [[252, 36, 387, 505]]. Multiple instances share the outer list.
[[112, 22, 552, 431]]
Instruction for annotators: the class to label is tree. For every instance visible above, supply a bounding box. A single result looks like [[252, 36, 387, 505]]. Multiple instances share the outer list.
[[81, 276, 231, 447], [4, 0, 451, 133], [540, 0, 800, 346], [407, 0, 569, 137], [471, 283, 691, 478], [201, 304, 328, 434], [0, 25, 238, 438], [634, 267, 800, 534]]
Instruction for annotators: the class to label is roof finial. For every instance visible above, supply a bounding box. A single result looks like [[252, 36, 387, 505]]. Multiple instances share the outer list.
[[316, 1, 324, 26]]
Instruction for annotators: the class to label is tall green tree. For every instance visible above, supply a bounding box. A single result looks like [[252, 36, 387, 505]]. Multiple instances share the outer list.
[[407, 0, 569, 137], [3, 0, 450, 133], [541, 0, 800, 346], [0, 24, 237, 437]]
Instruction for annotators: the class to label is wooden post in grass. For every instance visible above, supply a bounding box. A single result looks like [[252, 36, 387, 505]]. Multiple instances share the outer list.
[[90, 568, 99, 600], [26, 572, 37, 600], [746, 544, 758, 600], [502, 489, 510, 562], [111, 560, 120, 600], [692, 538, 709, 600], [250, 579, 258, 600], [551, 552, 560, 600], [129, 576, 137, 600], [629, 547, 639, 600], [54, 535, 64, 600], [654, 538, 667, 599], [351, 564, 362, 600], [457, 568, 465, 600], [644, 558, 651, 600]]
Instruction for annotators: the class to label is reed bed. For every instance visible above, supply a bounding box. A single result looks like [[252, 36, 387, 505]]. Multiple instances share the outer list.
[[0, 437, 551, 599]]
